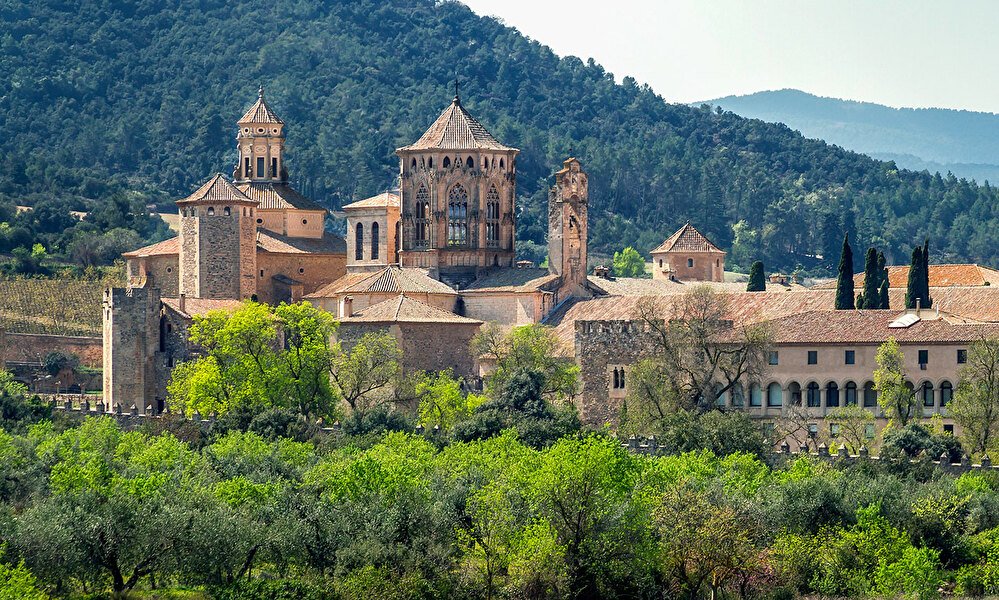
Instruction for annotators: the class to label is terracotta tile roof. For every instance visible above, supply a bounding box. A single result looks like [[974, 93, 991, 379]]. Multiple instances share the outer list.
[[398, 98, 516, 152], [813, 264, 999, 290], [462, 268, 561, 293], [763, 310, 999, 345], [123, 236, 179, 258], [342, 294, 481, 324], [161, 297, 243, 319], [342, 192, 400, 210], [256, 230, 346, 255], [238, 88, 283, 125], [236, 182, 325, 211], [306, 267, 457, 298], [651, 223, 725, 254], [587, 276, 748, 296], [176, 174, 254, 206]]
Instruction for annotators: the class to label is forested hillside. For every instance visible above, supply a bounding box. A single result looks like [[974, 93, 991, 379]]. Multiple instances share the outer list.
[[707, 89, 999, 184], [3, 0, 999, 272]]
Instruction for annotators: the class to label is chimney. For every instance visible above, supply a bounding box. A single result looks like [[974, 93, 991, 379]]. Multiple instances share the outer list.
[[593, 265, 611, 279], [916, 297, 922, 317], [179, 293, 186, 313], [342, 296, 353, 318]]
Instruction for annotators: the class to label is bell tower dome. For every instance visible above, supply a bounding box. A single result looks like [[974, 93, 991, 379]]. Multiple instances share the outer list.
[[234, 87, 286, 184]]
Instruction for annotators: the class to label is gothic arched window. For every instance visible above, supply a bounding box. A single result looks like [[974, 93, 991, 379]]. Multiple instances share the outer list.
[[486, 184, 500, 247], [415, 185, 430, 248], [371, 222, 379, 260], [443, 156, 451, 169], [355, 223, 364, 260], [447, 184, 468, 246], [466, 156, 474, 169]]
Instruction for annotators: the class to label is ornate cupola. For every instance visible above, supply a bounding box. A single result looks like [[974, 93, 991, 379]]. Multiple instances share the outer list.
[[395, 86, 519, 284], [234, 87, 286, 184]]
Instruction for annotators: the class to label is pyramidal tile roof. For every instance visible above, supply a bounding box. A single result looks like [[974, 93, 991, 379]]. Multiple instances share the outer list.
[[122, 236, 180, 258], [176, 174, 255, 205], [238, 87, 284, 125], [651, 222, 725, 254], [399, 97, 516, 152], [342, 192, 401, 210], [236, 182, 325, 211], [343, 294, 481, 324], [306, 266, 457, 298]]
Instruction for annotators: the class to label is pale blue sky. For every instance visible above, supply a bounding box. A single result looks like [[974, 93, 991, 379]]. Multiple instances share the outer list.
[[461, 0, 999, 113]]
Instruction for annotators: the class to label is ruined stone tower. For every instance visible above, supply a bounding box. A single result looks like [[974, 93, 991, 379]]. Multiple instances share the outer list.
[[177, 174, 259, 299], [548, 158, 588, 296]]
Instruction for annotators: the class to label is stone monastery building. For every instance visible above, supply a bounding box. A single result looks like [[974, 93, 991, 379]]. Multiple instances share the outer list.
[[104, 88, 999, 445]]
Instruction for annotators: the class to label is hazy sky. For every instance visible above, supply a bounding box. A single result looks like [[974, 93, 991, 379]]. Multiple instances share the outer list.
[[461, 0, 999, 113]]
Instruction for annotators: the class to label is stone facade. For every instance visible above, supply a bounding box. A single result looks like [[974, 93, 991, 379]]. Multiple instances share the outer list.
[[178, 195, 258, 300], [102, 287, 161, 413], [0, 331, 103, 369], [255, 253, 347, 304], [336, 321, 481, 379], [548, 158, 589, 297]]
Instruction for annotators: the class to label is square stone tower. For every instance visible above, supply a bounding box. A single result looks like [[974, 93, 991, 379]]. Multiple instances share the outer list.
[[177, 174, 259, 299], [548, 158, 589, 296]]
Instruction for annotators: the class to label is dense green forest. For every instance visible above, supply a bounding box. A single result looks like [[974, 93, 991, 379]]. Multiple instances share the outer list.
[[708, 89, 999, 184], [4, 0, 999, 272]]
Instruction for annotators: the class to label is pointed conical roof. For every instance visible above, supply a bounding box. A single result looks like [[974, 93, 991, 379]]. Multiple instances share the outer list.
[[176, 174, 256, 205], [238, 87, 284, 125], [398, 97, 516, 152], [651, 223, 725, 254]]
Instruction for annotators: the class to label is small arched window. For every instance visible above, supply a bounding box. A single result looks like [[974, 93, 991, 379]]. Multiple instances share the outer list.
[[411, 158, 417, 170], [612, 369, 619, 389], [687, 258, 694, 268], [223, 206, 231, 216], [371, 222, 379, 260], [845, 381, 858, 405], [863, 381, 878, 407], [923, 382, 935, 407], [466, 156, 474, 169], [940, 381, 953, 406], [443, 156, 451, 169], [207, 206, 215, 216], [428, 157, 433, 169], [806, 382, 820, 407], [355, 223, 364, 260], [499, 158, 505, 169], [767, 383, 783, 407]]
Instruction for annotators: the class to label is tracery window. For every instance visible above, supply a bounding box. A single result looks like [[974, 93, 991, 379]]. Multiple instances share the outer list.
[[447, 184, 468, 246], [415, 185, 430, 248], [486, 184, 500, 247]]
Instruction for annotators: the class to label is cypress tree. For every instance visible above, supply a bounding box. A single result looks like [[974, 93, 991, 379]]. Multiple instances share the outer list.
[[747, 261, 766, 292], [861, 247, 879, 309], [835, 234, 855, 310], [877, 251, 888, 309], [905, 246, 923, 309], [856, 293, 865, 309], [922, 238, 933, 308], [879, 278, 890, 309]]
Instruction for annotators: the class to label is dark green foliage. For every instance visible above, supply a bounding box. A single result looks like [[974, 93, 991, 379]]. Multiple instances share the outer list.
[[653, 410, 770, 459], [453, 367, 581, 448], [835, 234, 855, 310], [923, 239, 934, 309], [3, 1, 999, 271], [906, 246, 926, 309], [747, 260, 766, 291], [882, 423, 963, 462], [42, 350, 79, 376], [879, 278, 890, 309], [861, 247, 880, 309]]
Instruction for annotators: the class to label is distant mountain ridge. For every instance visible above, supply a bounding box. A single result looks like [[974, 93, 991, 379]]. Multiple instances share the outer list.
[[703, 89, 999, 183]]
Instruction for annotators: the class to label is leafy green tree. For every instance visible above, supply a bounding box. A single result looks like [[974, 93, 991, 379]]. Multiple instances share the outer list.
[[612, 246, 646, 278], [835, 234, 855, 309], [415, 370, 483, 431], [746, 260, 766, 292], [329, 331, 404, 419], [875, 337, 918, 428], [472, 324, 579, 404], [0, 547, 48, 600], [950, 339, 999, 456], [824, 404, 875, 453]]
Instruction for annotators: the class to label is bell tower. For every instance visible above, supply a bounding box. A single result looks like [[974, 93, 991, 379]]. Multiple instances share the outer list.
[[234, 87, 286, 184], [549, 158, 588, 297]]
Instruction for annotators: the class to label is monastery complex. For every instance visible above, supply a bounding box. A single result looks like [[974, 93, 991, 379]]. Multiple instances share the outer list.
[[102, 89, 999, 444]]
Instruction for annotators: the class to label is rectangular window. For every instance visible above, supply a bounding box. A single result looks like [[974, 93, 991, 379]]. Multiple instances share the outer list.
[[830, 423, 841, 437], [807, 350, 818, 365], [864, 423, 876, 439], [750, 384, 762, 407], [918, 349, 929, 365], [256, 157, 265, 178], [944, 424, 954, 434], [845, 350, 855, 365], [768, 351, 779, 366], [807, 423, 818, 438], [271, 157, 278, 178], [244, 157, 251, 178], [958, 349, 968, 364]]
